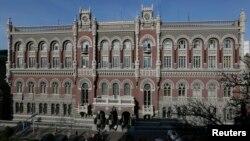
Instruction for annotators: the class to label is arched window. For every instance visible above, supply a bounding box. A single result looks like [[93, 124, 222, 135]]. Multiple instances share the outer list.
[[20, 103, 23, 113], [28, 82, 34, 93], [40, 82, 46, 94], [40, 42, 47, 51], [224, 108, 233, 120], [27, 103, 31, 114], [193, 39, 201, 49], [178, 83, 186, 96], [15, 103, 20, 113], [208, 39, 217, 49], [43, 103, 47, 114], [224, 86, 231, 97], [68, 104, 72, 115], [163, 39, 172, 49], [112, 40, 120, 49], [124, 40, 131, 49], [39, 103, 43, 114], [51, 104, 55, 115], [143, 39, 152, 49], [224, 38, 232, 48], [112, 41, 120, 68], [81, 83, 88, 105], [178, 40, 186, 49], [63, 104, 67, 115], [113, 83, 119, 97], [28, 42, 35, 51], [193, 83, 201, 97], [82, 41, 89, 53], [31, 103, 36, 113], [51, 42, 59, 51], [64, 82, 71, 94], [208, 83, 216, 97], [16, 81, 23, 93], [101, 40, 109, 49], [56, 104, 60, 115], [124, 83, 130, 95], [15, 42, 23, 51], [65, 42, 72, 51], [52, 82, 58, 94], [143, 84, 151, 106], [164, 83, 171, 96], [101, 82, 108, 95], [123, 40, 131, 68]]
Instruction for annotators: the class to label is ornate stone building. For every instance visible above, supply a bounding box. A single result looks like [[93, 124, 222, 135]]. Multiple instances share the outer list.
[[6, 6, 247, 124]]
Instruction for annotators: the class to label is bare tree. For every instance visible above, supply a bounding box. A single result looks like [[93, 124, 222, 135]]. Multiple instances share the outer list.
[[220, 55, 250, 124], [175, 55, 250, 126], [175, 100, 224, 126]]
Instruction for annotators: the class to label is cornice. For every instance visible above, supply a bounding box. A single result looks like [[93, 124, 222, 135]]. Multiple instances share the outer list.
[[10, 69, 74, 76]]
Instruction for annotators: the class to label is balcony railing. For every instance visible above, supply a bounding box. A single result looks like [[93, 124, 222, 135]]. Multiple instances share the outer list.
[[93, 95, 134, 107]]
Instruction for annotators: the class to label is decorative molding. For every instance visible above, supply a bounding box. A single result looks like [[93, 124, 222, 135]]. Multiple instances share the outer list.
[[160, 79, 174, 89], [140, 78, 155, 91], [78, 78, 92, 89], [50, 78, 61, 87], [26, 78, 36, 87], [98, 79, 110, 89], [77, 36, 92, 48], [190, 79, 205, 89], [139, 34, 156, 46]]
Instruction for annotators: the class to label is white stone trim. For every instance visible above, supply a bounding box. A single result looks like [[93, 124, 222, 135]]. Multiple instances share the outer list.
[[50, 78, 61, 87], [176, 79, 189, 89], [77, 36, 92, 48], [191, 79, 205, 89], [139, 34, 156, 46], [160, 79, 174, 89], [121, 79, 134, 89], [110, 79, 122, 88], [26, 78, 36, 87], [78, 78, 92, 90], [98, 36, 111, 47], [14, 78, 24, 87], [206, 79, 220, 89], [140, 78, 155, 91]]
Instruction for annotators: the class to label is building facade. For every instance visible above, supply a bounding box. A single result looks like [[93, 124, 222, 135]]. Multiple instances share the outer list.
[[6, 6, 247, 124]]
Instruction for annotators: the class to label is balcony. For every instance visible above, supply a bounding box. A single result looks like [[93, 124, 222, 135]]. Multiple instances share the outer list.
[[142, 105, 154, 116], [93, 95, 134, 107], [143, 47, 151, 53]]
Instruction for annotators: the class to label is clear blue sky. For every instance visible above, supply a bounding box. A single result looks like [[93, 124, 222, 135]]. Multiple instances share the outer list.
[[0, 0, 249, 50]]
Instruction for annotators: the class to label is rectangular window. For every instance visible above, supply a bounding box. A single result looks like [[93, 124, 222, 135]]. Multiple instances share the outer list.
[[193, 56, 201, 68], [16, 57, 23, 68], [223, 56, 231, 68], [178, 56, 186, 68], [163, 56, 171, 68], [28, 57, 35, 68], [65, 57, 72, 68], [102, 56, 108, 68], [40, 57, 47, 68], [112, 56, 119, 68], [208, 56, 216, 68], [52, 57, 59, 68], [124, 56, 130, 68], [144, 56, 151, 68], [82, 56, 88, 68]]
